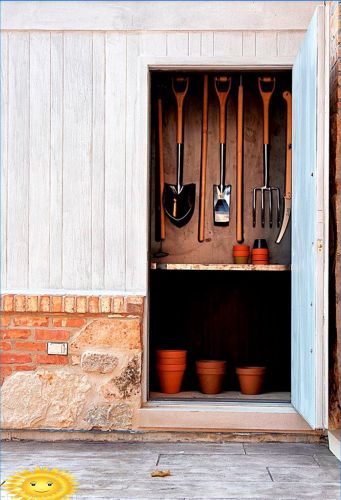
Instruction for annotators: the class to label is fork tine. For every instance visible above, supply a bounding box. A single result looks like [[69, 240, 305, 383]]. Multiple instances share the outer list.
[[261, 189, 265, 228], [252, 188, 257, 227], [268, 189, 273, 228], [276, 188, 281, 227]]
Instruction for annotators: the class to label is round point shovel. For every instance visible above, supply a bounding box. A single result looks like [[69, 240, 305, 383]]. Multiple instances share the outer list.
[[163, 77, 195, 228]]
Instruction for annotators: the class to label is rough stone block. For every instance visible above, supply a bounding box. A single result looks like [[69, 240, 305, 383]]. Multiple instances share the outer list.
[[84, 403, 133, 430], [70, 318, 141, 351], [81, 351, 119, 374], [101, 353, 141, 400]]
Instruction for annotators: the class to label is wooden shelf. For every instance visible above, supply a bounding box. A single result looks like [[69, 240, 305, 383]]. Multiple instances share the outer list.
[[150, 391, 291, 403], [150, 263, 290, 271]]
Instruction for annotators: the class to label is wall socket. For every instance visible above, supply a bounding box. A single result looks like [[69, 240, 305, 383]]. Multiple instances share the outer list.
[[47, 342, 68, 356]]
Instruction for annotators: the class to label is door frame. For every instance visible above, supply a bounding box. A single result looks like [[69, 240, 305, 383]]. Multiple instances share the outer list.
[[138, 37, 329, 430]]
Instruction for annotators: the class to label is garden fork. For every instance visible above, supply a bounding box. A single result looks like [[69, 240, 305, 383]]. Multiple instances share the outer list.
[[252, 76, 280, 228]]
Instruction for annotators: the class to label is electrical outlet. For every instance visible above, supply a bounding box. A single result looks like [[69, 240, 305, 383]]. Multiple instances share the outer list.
[[47, 342, 68, 356]]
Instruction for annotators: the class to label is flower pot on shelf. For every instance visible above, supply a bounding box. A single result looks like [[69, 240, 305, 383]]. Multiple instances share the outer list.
[[157, 363, 186, 394], [251, 248, 269, 265], [236, 366, 266, 395], [196, 360, 226, 395], [232, 245, 250, 264]]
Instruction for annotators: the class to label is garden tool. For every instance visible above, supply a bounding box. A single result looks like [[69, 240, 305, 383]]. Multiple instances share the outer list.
[[252, 76, 280, 228], [276, 90, 292, 244], [198, 75, 209, 242], [213, 76, 232, 225], [163, 76, 195, 228], [236, 75, 244, 243], [153, 85, 169, 258]]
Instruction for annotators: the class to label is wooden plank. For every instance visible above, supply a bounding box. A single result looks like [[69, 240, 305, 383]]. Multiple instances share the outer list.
[[49, 32, 64, 288], [278, 32, 305, 57], [63, 33, 92, 289], [29, 33, 51, 289], [140, 33, 167, 56], [189, 33, 201, 57], [150, 263, 290, 271], [151, 391, 291, 402], [92, 33, 105, 289], [7, 33, 30, 288], [105, 33, 126, 290], [214, 32, 242, 57], [1, 32, 8, 289], [2, 2, 320, 31], [167, 33, 189, 56], [242, 32, 256, 57], [201, 32, 214, 57], [126, 34, 148, 292], [256, 32, 278, 57]]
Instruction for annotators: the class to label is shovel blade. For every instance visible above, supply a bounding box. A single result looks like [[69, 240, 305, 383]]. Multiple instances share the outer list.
[[213, 185, 231, 225], [163, 183, 196, 228]]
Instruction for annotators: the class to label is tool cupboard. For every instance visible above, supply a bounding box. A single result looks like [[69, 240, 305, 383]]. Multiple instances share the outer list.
[[147, 7, 329, 431]]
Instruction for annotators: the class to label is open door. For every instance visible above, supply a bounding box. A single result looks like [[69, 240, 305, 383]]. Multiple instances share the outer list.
[[291, 6, 329, 429]]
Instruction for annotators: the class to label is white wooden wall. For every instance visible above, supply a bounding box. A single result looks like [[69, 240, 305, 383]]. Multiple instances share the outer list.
[[0, 2, 319, 294]]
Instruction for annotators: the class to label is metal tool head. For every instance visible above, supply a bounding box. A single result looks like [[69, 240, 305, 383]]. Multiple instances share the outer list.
[[163, 183, 196, 228], [213, 184, 231, 225], [252, 186, 281, 228]]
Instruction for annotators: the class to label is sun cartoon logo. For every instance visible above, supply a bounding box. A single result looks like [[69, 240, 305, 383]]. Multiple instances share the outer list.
[[3, 466, 78, 499]]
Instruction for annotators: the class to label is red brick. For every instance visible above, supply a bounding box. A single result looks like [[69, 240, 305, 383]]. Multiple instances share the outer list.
[[1, 366, 12, 383], [35, 329, 69, 341], [88, 297, 99, 314], [2, 295, 14, 312], [14, 342, 46, 352], [51, 296, 63, 313], [14, 316, 49, 327], [64, 296, 75, 313], [0, 315, 11, 327], [76, 296, 87, 313], [14, 295, 27, 312], [52, 317, 85, 328], [1, 353, 32, 364], [35, 354, 68, 365], [39, 296, 50, 312], [100, 296, 111, 313], [26, 296, 38, 312], [0, 341, 11, 351], [1, 329, 31, 340], [14, 364, 37, 371]]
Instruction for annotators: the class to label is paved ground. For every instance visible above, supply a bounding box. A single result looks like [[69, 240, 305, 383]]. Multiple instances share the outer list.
[[1, 440, 340, 499]]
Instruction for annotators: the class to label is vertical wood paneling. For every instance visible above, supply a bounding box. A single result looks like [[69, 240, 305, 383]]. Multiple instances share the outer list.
[[256, 32, 278, 57], [126, 34, 147, 292], [29, 33, 51, 288], [201, 32, 214, 56], [214, 32, 242, 56], [104, 33, 126, 290], [49, 32, 63, 288], [242, 32, 256, 56], [63, 33, 92, 289], [189, 33, 201, 56], [1, 33, 8, 288], [140, 33, 167, 56], [167, 33, 189, 56], [7, 33, 30, 288], [278, 32, 305, 56], [92, 33, 105, 289]]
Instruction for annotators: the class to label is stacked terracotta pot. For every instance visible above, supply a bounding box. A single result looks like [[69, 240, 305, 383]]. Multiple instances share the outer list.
[[196, 360, 227, 394], [251, 239, 269, 265], [232, 245, 250, 264], [156, 350, 187, 394]]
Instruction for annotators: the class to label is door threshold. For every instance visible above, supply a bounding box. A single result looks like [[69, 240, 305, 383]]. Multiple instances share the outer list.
[[138, 401, 312, 433]]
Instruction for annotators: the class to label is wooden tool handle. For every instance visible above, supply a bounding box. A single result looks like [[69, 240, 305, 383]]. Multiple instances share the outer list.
[[283, 90, 292, 198], [158, 96, 166, 240], [236, 77, 244, 243], [172, 77, 189, 144], [214, 76, 232, 143], [199, 75, 209, 243], [258, 77, 276, 145]]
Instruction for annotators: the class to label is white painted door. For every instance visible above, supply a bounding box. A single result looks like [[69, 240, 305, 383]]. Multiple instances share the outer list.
[[291, 6, 328, 429]]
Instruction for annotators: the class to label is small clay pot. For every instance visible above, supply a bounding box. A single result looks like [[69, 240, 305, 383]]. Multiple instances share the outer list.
[[196, 360, 226, 394], [236, 366, 266, 395], [234, 256, 249, 264], [233, 245, 250, 264], [253, 239, 268, 249], [156, 350, 187, 359], [251, 248, 269, 265], [157, 364, 186, 394]]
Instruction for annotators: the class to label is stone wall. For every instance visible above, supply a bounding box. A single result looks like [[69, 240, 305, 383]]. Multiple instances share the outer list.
[[0, 294, 144, 431], [329, 0, 341, 430]]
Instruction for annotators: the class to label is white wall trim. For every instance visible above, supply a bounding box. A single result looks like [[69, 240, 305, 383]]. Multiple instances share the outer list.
[[1, 289, 146, 297], [1, 1, 319, 32]]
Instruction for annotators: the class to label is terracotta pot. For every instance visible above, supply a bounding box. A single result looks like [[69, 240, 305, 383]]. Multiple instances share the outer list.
[[252, 249, 269, 256], [236, 366, 266, 395], [252, 260, 269, 265], [157, 364, 186, 394], [233, 244, 250, 252], [234, 256, 249, 264], [233, 245, 250, 264], [253, 239, 268, 249], [157, 357, 186, 365], [196, 360, 226, 394], [156, 350, 187, 359]]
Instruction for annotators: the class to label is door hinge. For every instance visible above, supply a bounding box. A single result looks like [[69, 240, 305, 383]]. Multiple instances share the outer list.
[[317, 239, 323, 252]]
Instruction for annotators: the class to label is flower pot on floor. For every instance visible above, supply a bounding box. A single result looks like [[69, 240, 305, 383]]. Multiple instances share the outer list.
[[236, 366, 266, 395], [196, 360, 226, 395], [156, 350, 187, 363], [157, 363, 186, 394]]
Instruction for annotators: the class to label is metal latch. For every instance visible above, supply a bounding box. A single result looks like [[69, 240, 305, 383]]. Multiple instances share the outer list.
[[317, 239, 323, 252]]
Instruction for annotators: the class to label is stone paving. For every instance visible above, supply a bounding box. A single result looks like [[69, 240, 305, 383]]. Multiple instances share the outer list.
[[1, 440, 340, 499]]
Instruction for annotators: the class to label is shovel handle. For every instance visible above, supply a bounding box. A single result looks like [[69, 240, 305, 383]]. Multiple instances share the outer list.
[[214, 76, 232, 143], [236, 76, 244, 243], [158, 96, 166, 240], [199, 75, 209, 243], [172, 77, 189, 144], [258, 77, 275, 145], [283, 90, 292, 198]]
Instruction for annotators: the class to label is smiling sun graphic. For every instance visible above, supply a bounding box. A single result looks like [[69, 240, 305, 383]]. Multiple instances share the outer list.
[[4, 467, 77, 499]]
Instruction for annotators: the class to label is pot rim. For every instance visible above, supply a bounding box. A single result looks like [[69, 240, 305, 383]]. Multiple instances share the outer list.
[[236, 366, 266, 374], [157, 364, 186, 370], [156, 350, 187, 356]]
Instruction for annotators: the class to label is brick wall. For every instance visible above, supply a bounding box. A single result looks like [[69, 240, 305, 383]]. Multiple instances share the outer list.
[[0, 294, 144, 431], [329, 0, 341, 430]]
